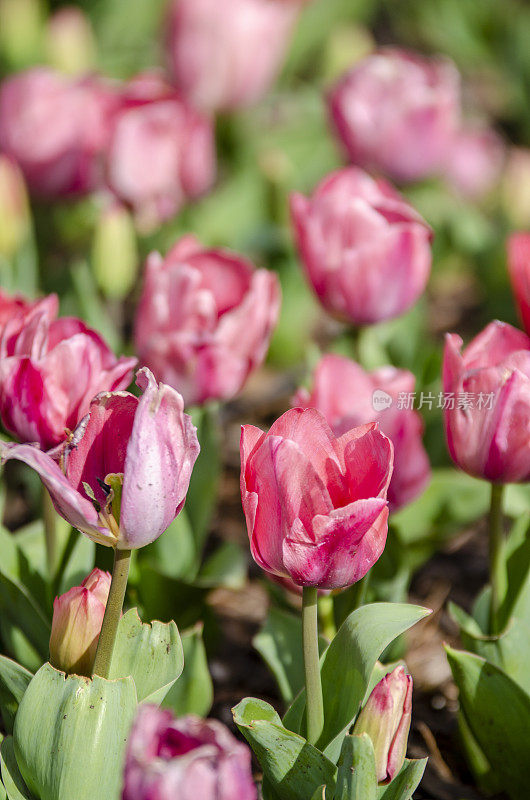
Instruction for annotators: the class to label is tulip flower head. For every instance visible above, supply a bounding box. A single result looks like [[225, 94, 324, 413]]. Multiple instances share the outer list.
[[443, 321, 530, 483], [507, 233, 530, 336], [293, 355, 430, 511], [290, 167, 432, 325], [122, 705, 257, 800], [240, 408, 394, 589], [0, 368, 200, 549], [49, 568, 111, 677]]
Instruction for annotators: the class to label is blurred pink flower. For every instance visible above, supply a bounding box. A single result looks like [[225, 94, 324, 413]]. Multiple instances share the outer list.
[[106, 72, 216, 231], [507, 232, 530, 335], [0, 289, 57, 344], [293, 355, 430, 510], [290, 167, 432, 325], [328, 48, 461, 182], [0, 368, 200, 549], [443, 320, 530, 483], [443, 124, 505, 200], [122, 705, 256, 800], [241, 408, 393, 589], [134, 235, 281, 406], [166, 0, 304, 112], [0, 67, 116, 197]]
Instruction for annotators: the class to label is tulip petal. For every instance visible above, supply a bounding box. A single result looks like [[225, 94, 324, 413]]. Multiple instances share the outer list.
[[463, 320, 530, 370], [338, 424, 394, 501]]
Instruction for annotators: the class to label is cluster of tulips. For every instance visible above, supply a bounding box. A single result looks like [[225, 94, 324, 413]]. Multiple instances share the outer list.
[[1, 1, 530, 800]]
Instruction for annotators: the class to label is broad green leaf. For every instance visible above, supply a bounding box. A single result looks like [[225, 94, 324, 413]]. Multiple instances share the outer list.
[[14, 663, 137, 800], [283, 603, 430, 753], [456, 711, 500, 795], [0, 573, 50, 660], [0, 778, 6, 800], [233, 697, 336, 800], [335, 734, 376, 800], [253, 607, 327, 704], [0, 737, 35, 800], [310, 787, 327, 800], [0, 619, 42, 675], [0, 657, 33, 735], [196, 541, 247, 589], [108, 608, 183, 704], [162, 624, 213, 717], [376, 758, 428, 800], [143, 510, 198, 581], [446, 646, 530, 800], [185, 405, 221, 552], [57, 529, 95, 596]]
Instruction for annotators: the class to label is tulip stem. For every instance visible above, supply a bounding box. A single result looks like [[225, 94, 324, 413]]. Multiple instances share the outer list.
[[43, 487, 58, 579], [302, 586, 324, 746], [488, 483, 505, 635], [92, 548, 131, 679]]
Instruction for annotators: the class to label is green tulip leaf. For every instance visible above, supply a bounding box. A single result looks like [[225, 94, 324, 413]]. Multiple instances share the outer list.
[[162, 624, 213, 717], [376, 758, 428, 800], [0, 780, 6, 800], [446, 646, 530, 800], [185, 405, 221, 553], [0, 737, 36, 800], [233, 697, 336, 800], [108, 608, 183, 704], [335, 734, 377, 800], [0, 573, 50, 662], [310, 787, 327, 800], [0, 657, 33, 735], [13, 663, 137, 800]]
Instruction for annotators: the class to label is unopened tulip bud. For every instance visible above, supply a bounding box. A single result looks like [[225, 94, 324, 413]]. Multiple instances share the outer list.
[[45, 7, 97, 76], [353, 666, 412, 784], [92, 203, 138, 299], [0, 155, 30, 259], [0, 0, 44, 69], [49, 568, 111, 676], [502, 148, 530, 229]]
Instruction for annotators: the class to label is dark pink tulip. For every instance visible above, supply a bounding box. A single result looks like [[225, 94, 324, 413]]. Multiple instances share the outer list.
[[107, 72, 216, 231], [290, 167, 432, 325], [49, 568, 111, 676], [0, 368, 200, 549], [352, 666, 412, 784], [443, 124, 505, 200], [134, 235, 281, 406], [0, 305, 136, 449], [122, 705, 256, 800], [0, 289, 58, 345], [293, 355, 430, 510], [328, 48, 460, 182], [240, 408, 393, 589], [0, 67, 116, 197], [443, 321, 530, 483], [166, 0, 303, 112], [507, 233, 530, 336]]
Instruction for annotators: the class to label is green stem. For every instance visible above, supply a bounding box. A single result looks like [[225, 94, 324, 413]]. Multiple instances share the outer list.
[[318, 594, 336, 641], [350, 570, 371, 612], [302, 586, 324, 746], [43, 487, 58, 579], [92, 548, 131, 679], [488, 483, 505, 635]]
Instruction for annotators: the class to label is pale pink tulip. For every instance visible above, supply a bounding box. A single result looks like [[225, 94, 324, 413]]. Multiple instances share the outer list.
[[507, 233, 530, 336], [443, 124, 505, 199]]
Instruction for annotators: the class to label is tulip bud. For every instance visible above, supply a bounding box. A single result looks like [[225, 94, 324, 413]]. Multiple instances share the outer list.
[[45, 7, 97, 76], [0, 155, 31, 259], [502, 148, 530, 229], [49, 568, 111, 676], [353, 666, 412, 784], [92, 203, 138, 299]]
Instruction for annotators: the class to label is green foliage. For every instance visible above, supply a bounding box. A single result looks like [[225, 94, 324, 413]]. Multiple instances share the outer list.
[[335, 734, 377, 800], [0, 658, 32, 736], [162, 624, 213, 718]]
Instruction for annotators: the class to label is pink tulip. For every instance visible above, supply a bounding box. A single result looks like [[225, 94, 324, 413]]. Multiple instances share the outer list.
[[0, 368, 200, 549], [352, 666, 412, 784], [290, 167, 432, 325], [293, 355, 430, 510], [0, 67, 115, 197], [443, 320, 530, 483], [49, 568, 111, 676], [507, 233, 530, 336], [443, 124, 505, 200], [166, 0, 303, 112], [0, 304, 136, 449], [122, 705, 256, 800], [240, 408, 393, 589], [134, 235, 281, 406], [0, 289, 58, 345], [328, 48, 460, 182], [106, 72, 216, 231]]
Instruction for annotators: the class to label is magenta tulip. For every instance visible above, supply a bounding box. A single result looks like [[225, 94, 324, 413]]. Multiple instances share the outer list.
[[0, 67, 115, 197], [443, 321, 530, 482], [352, 666, 412, 784], [507, 232, 530, 336], [328, 48, 460, 183], [0, 368, 200, 549], [106, 72, 216, 231], [240, 408, 393, 589], [0, 289, 58, 344], [293, 355, 430, 510], [290, 167, 432, 325], [0, 304, 136, 449], [49, 568, 111, 676], [443, 124, 505, 200], [134, 235, 281, 406], [166, 0, 303, 112], [122, 705, 256, 800]]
